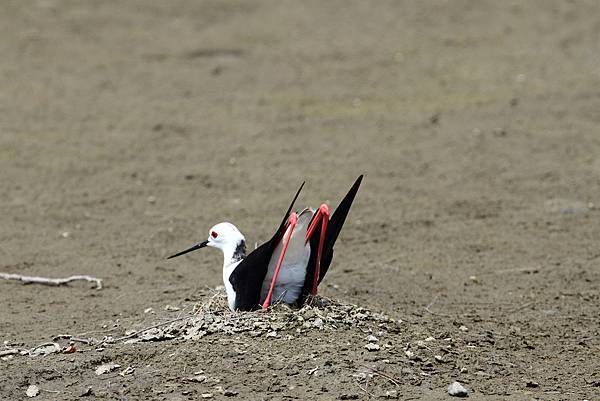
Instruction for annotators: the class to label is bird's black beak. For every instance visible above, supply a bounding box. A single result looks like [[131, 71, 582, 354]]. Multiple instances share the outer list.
[[167, 240, 209, 259]]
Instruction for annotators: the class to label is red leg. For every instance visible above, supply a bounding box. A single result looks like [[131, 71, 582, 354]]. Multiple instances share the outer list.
[[305, 204, 329, 295], [262, 212, 298, 310]]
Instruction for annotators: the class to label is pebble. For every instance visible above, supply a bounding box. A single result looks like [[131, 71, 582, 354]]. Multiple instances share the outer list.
[[95, 363, 121, 375], [364, 343, 380, 351], [459, 325, 468, 332], [186, 375, 206, 383], [26, 385, 39, 398], [447, 381, 469, 397], [366, 335, 378, 343], [79, 387, 93, 397]]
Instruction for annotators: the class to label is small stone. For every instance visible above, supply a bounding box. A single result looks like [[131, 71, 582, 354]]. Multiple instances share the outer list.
[[147, 196, 157, 204], [164, 305, 180, 312], [448, 381, 469, 397], [404, 350, 415, 359], [424, 336, 435, 342], [416, 340, 426, 348], [95, 362, 121, 375], [302, 308, 315, 319], [366, 335, 378, 343], [459, 325, 468, 332], [61, 231, 70, 238], [26, 385, 39, 397], [434, 355, 443, 362], [223, 389, 238, 397], [79, 387, 93, 397], [201, 394, 213, 399], [144, 307, 154, 314], [384, 389, 398, 399], [312, 318, 324, 329], [364, 343, 380, 352]]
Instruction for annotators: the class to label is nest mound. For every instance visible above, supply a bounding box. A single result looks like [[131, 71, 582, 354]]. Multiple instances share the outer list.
[[127, 291, 400, 343]]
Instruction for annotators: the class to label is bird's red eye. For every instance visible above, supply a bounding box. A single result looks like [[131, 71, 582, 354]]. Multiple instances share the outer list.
[[211, 231, 218, 238]]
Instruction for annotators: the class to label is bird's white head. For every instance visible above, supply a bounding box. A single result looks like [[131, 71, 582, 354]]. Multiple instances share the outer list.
[[167, 222, 246, 267], [205, 222, 245, 252]]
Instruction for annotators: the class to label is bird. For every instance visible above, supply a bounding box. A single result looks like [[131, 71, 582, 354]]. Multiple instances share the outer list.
[[167, 175, 363, 311]]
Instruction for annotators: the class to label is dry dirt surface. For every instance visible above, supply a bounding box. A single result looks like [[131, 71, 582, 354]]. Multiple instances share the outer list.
[[1, 1, 599, 400]]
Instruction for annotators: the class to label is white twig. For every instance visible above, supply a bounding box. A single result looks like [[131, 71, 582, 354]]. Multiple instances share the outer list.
[[0, 349, 20, 357], [0, 273, 103, 289]]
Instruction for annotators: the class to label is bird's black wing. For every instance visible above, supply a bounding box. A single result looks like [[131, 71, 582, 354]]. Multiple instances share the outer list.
[[300, 175, 363, 302], [228, 182, 304, 311]]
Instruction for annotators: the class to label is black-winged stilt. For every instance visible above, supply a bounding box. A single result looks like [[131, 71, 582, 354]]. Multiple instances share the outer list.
[[168, 175, 363, 311]]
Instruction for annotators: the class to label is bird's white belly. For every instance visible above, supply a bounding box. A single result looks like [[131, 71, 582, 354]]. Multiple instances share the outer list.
[[260, 247, 310, 304], [223, 261, 239, 311], [260, 209, 314, 305]]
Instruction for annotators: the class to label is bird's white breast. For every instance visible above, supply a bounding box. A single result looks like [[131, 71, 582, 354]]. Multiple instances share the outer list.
[[223, 260, 240, 311]]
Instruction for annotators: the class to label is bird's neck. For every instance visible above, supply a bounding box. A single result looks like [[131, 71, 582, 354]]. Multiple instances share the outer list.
[[222, 239, 246, 311], [221, 239, 246, 268]]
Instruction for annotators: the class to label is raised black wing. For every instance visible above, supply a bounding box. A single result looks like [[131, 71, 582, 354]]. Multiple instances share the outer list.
[[300, 175, 363, 302], [228, 182, 304, 311]]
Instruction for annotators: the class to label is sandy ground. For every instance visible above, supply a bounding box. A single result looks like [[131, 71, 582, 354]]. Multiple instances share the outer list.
[[1, 0, 599, 399]]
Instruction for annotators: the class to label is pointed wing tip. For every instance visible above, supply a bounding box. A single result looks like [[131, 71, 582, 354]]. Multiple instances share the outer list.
[[350, 175, 364, 192]]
